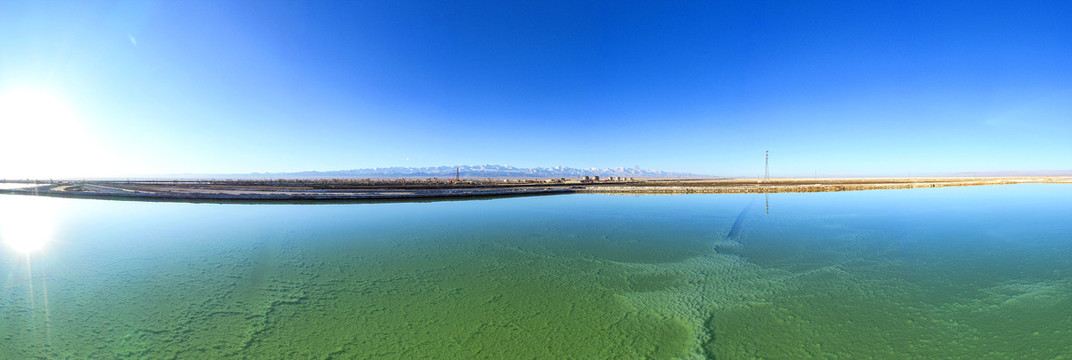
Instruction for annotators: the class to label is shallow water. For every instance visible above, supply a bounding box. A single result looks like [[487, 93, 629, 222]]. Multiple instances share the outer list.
[[1, 184, 1070, 358]]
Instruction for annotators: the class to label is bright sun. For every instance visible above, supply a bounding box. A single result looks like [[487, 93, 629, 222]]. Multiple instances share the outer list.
[[0, 88, 121, 179]]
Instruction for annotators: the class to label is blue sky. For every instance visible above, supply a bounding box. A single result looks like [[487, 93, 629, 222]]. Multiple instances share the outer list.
[[1, 1, 1070, 178]]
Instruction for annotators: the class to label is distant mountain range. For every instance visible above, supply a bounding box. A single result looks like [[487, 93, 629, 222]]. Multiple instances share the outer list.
[[944, 170, 1072, 177], [130, 166, 1072, 181], [234, 165, 710, 179]]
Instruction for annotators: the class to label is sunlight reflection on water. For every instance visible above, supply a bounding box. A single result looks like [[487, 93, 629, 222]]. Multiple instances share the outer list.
[[0, 195, 55, 253]]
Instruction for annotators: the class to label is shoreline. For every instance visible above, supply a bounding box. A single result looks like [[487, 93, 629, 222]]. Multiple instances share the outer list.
[[3, 176, 1070, 203]]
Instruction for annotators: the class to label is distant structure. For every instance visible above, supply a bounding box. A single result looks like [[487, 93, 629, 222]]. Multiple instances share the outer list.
[[456, 167, 460, 181], [764, 150, 769, 182]]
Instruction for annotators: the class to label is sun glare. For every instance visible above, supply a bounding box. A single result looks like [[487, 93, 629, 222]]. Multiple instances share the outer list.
[[0, 196, 55, 254], [0, 88, 122, 179]]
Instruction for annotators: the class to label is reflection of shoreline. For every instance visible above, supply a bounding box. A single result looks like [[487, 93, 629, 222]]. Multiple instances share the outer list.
[[2, 176, 1070, 203]]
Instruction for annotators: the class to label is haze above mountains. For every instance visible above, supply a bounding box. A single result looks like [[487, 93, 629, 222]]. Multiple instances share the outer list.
[[147, 165, 1072, 180], [8, 164, 1071, 181], [198, 165, 705, 180]]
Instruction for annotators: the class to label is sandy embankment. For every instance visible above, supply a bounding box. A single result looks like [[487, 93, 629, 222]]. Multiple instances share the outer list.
[[578, 177, 1068, 194]]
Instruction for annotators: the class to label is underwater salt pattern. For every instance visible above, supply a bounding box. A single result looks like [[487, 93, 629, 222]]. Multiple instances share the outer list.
[[1, 184, 1071, 358]]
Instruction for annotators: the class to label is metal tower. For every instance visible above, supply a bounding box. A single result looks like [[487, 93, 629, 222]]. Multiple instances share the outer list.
[[764, 150, 769, 181]]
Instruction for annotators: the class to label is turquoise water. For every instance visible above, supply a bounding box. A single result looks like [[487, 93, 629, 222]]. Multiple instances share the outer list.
[[1, 184, 1071, 358]]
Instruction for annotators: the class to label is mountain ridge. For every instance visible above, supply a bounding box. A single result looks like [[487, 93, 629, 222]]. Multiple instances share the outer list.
[[241, 165, 710, 179]]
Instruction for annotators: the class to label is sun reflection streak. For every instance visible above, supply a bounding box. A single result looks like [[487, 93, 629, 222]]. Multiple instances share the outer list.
[[0, 195, 58, 348], [42, 263, 53, 346], [26, 254, 36, 336]]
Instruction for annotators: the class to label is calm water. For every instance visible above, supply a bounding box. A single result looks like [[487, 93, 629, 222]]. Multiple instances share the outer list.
[[2, 185, 1071, 358]]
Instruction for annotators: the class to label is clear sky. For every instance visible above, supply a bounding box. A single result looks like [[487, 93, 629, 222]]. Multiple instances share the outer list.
[[1, 1, 1070, 178]]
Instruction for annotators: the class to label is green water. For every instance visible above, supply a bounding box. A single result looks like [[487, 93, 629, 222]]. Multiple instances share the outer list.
[[1, 184, 1071, 358]]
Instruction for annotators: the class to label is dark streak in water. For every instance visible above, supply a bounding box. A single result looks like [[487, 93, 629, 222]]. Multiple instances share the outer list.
[[726, 198, 756, 240]]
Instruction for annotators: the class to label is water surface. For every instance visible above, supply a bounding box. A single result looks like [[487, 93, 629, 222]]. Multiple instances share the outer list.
[[1, 184, 1070, 358]]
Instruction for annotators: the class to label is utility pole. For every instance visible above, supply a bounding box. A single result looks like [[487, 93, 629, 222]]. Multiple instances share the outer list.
[[764, 150, 769, 182]]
